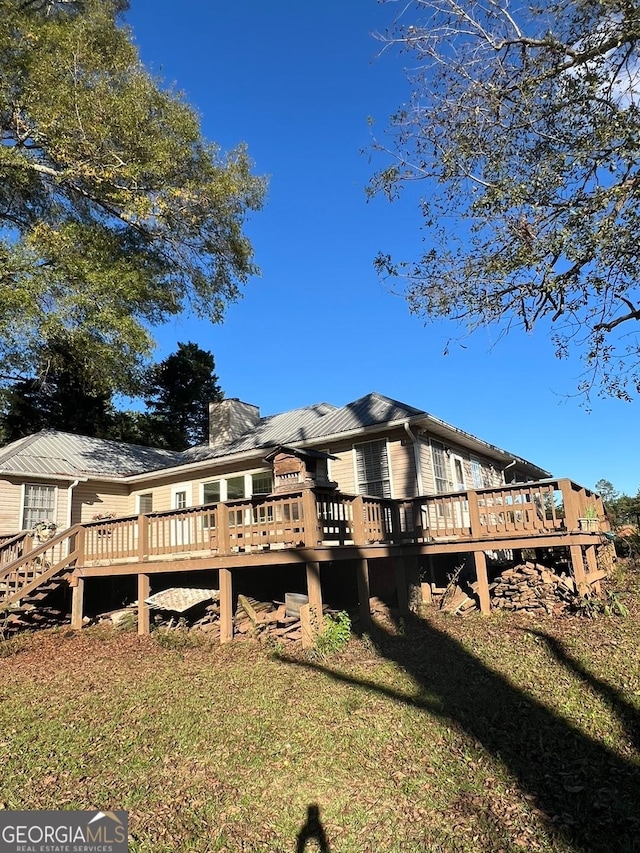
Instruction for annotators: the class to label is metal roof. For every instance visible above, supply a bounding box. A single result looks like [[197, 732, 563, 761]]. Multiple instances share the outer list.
[[306, 392, 424, 438], [182, 402, 337, 461], [0, 392, 550, 481], [0, 430, 183, 478]]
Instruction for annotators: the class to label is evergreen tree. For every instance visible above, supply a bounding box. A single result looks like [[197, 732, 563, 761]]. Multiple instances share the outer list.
[[144, 342, 223, 449]]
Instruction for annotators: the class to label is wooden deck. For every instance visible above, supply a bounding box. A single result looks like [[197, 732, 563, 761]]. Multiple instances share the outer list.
[[0, 479, 611, 641]]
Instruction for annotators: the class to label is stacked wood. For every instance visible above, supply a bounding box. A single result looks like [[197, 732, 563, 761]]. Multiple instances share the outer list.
[[1, 604, 67, 637], [491, 562, 576, 614], [438, 566, 478, 617]]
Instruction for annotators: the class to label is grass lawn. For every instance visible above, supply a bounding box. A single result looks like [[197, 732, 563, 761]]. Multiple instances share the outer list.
[[1, 568, 639, 853]]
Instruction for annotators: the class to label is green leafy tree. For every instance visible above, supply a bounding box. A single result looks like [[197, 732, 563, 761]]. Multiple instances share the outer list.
[[0, 0, 265, 394], [371, 0, 640, 399], [144, 342, 223, 449]]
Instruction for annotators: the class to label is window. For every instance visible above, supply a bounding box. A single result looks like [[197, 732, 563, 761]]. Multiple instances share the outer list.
[[174, 490, 187, 510], [452, 456, 466, 491], [470, 458, 484, 490], [226, 476, 245, 500], [22, 484, 55, 530], [431, 441, 450, 494], [138, 493, 153, 514], [355, 440, 391, 498], [252, 471, 272, 495], [202, 480, 221, 504]]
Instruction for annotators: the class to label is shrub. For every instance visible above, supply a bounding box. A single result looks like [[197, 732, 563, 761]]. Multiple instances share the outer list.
[[314, 610, 351, 658]]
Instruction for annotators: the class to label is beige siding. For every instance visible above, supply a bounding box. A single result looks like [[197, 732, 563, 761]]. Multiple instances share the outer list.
[[326, 430, 418, 498], [388, 436, 417, 498], [72, 481, 130, 524], [0, 478, 25, 532], [419, 443, 436, 495], [418, 434, 505, 495], [326, 444, 356, 494], [0, 477, 75, 533]]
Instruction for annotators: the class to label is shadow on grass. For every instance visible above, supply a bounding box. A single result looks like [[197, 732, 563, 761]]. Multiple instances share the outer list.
[[281, 613, 640, 853], [295, 803, 330, 853], [526, 628, 640, 754]]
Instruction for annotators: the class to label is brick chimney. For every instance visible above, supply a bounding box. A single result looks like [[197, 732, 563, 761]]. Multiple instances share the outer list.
[[208, 399, 260, 449]]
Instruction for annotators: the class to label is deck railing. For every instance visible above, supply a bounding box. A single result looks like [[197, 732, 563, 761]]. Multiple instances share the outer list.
[[40, 478, 608, 569]]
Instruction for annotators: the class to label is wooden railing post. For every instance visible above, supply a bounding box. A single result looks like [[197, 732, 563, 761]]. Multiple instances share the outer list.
[[411, 498, 424, 542], [23, 534, 32, 556], [217, 503, 229, 556], [467, 490, 481, 538], [559, 479, 580, 531], [73, 525, 85, 566], [137, 514, 149, 562], [302, 489, 321, 548], [352, 496, 366, 545]]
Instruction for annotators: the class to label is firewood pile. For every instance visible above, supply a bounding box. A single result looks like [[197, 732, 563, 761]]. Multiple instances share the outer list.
[[491, 562, 576, 614], [131, 590, 346, 645], [1, 604, 67, 637]]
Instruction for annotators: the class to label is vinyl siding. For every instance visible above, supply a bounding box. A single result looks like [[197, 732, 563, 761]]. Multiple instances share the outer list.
[[388, 437, 418, 498], [418, 435, 505, 495], [72, 481, 130, 524], [0, 478, 24, 532]]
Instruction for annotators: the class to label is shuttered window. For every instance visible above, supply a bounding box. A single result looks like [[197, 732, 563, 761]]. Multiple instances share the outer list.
[[22, 484, 55, 530], [355, 440, 391, 498]]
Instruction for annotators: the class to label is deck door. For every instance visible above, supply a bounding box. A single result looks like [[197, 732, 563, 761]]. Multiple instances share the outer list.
[[451, 455, 470, 529], [171, 485, 191, 548]]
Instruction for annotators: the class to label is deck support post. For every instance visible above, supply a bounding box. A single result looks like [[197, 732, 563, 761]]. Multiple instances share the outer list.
[[570, 544, 587, 592], [219, 568, 233, 643], [138, 573, 150, 635], [584, 545, 601, 594], [356, 558, 372, 632], [71, 576, 84, 630], [404, 554, 422, 612], [394, 558, 409, 616], [473, 551, 491, 615], [306, 561, 323, 627]]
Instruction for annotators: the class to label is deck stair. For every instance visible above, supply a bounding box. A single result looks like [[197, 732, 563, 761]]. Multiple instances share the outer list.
[[0, 525, 83, 612]]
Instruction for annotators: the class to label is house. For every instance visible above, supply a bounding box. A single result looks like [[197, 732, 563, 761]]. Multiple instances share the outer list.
[[0, 392, 549, 535], [0, 392, 608, 639]]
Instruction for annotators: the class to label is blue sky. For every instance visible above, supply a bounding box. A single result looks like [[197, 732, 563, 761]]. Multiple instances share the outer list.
[[125, 0, 639, 497]]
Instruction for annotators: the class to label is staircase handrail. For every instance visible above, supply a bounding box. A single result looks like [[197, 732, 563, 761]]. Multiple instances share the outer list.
[[0, 524, 83, 584]]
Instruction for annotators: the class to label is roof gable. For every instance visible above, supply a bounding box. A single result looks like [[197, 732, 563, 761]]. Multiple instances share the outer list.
[[307, 392, 425, 439]]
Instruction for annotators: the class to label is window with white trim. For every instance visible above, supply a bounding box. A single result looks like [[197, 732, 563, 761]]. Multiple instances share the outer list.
[[22, 484, 56, 530], [251, 471, 272, 495], [226, 476, 245, 500], [202, 481, 221, 504], [470, 458, 484, 490], [138, 493, 153, 514], [431, 441, 451, 494], [355, 439, 391, 498], [201, 470, 272, 504]]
